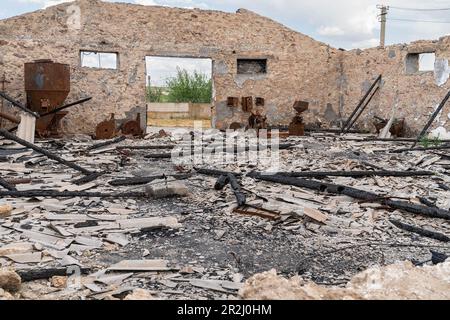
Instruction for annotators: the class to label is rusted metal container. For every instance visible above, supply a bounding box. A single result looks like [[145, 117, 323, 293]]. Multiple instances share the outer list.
[[24, 60, 70, 137], [24, 59, 70, 114]]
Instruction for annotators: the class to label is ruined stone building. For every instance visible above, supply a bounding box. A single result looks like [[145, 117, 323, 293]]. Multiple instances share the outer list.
[[0, 0, 449, 135]]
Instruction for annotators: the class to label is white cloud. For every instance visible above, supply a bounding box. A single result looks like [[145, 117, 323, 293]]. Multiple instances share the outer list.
[[318, 26, 345, 36], [134, 0, 158, 5], [17, 0, 72, 9], [10, 0, 450, 49]]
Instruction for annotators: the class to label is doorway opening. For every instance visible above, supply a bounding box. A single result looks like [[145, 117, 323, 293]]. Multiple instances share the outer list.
[[145, 56, 213, 128]]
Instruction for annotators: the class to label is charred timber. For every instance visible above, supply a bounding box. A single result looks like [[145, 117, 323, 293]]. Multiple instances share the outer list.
[[109, 173, 191, 186], [40, 97, 93, 117], [227, 173, 246, 207], [17, 267, 91, 282], [388, 144, 450, 153], [195, 168, 243, 178], [390, 219, 450, 242], [0, 176, 17, 191], [248, 172, 450, 220], [0, 129, 92, 175], [87, 136, 126, 151], [0, 190, 147, 198], [278, 170, 433, 178], [0, 91, 39, 118]]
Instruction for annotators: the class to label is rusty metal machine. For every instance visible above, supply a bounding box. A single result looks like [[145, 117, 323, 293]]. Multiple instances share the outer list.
[[96, 114, 117, 140], [373, 116, 405, 137], [289, 101, 309, 136], [24, 59, 71, 137], [121, 113, 143, 137]]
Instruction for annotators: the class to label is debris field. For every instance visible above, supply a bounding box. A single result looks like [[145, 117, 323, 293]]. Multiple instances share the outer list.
[[1, 128, 450, 300]]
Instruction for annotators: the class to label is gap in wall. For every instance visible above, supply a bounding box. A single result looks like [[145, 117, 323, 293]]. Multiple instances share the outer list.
[[145, 56, 213, 129]]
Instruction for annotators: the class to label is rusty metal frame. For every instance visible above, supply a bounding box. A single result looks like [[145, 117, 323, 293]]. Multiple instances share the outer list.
[[233, 204, 281, 221]]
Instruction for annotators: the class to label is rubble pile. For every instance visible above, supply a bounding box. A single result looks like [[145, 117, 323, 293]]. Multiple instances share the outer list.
[[240, 260, 450, 300], [0, 128, 449, 300]]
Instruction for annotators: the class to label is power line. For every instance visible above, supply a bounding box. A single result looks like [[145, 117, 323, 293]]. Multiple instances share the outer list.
[[388, 17, 450, 24], [389, 6, 450, 11]]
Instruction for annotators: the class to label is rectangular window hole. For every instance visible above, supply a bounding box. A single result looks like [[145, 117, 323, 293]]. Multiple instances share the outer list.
[[406, 52, 435, 74], [237, 59, 267, 75], [81, 51, 118, 69]]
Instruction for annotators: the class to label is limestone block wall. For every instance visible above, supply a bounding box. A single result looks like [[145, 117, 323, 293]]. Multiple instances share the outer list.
[[1, 0, 448, 136], [341, 37, 450, 135], [0, 0, 342, 135]]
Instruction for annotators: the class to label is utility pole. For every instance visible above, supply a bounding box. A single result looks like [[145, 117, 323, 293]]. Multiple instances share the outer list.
[[377, 5, 389, 48]]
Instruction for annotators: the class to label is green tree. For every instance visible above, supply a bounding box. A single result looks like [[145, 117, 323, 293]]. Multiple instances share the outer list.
[[165, 68, 212, 103], [146, 86, 163, 103]]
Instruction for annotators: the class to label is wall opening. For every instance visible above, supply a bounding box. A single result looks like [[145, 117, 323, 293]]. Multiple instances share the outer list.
[[406, 52, 435, 74], [237, 59, 267, 75], [80, 51, 118, 69], [145, 56, 213, 128]]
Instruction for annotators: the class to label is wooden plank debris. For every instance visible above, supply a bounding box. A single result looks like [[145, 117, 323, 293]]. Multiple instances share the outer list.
[[108, 259, 174, 272], [118, 217, 182, 230], [390, 219, 450, 242]]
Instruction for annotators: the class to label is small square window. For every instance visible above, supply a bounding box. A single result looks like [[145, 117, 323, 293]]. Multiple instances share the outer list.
[[406, 52, 435, 74], [81, 51, 118, 69], [237, 59, 267, 75]]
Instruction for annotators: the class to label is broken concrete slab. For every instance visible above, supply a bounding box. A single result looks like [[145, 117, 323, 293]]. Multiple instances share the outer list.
[[145, 180, 189, 199], [0, 242, 34, 256], [5, 252, 42, 264], [108, 260, 174, 272], [118, 217, 181, 231]]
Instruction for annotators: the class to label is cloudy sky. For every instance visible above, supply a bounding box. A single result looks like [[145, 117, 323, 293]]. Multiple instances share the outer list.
[[2, 0, 450, 49], [2, 0, 449, 83]]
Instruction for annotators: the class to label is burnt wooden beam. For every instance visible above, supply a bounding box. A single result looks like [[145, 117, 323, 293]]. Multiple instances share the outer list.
[[0, 129, 92, 175], [412, 90, 450, 148], [227, 173, 246, 207], [248, 172, 450, 220], [390, 219, 450, 242], [388, 144, 450, 153], [0, 176, 17, 191], [214, 175, 230, 190], [195, 167, 242, 178], [0, 190, 147, 198], [213, 174, 246, 206], [0, 91, 39, 118], [40, 97, 92, 117], [87, 135, 126, 151], [117, 145, 176, 150], [17, 267, 91, 282], [340, 75, 382, 134], [72, 172, 105, 185], [278, 170, 434, 178], [109, 173, 191, 186], [144, 153, 172, 159]]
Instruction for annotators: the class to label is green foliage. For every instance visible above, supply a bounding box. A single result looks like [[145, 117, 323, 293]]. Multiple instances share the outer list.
[[420, 136, 443, 148], [146, 86, 164, 103], [165, 68, 212, 103]]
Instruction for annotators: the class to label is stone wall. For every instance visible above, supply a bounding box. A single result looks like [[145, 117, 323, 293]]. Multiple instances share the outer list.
[[0, 0, 341, 135], [0, 0, 449, 136], [340, 38, 450, 135]]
